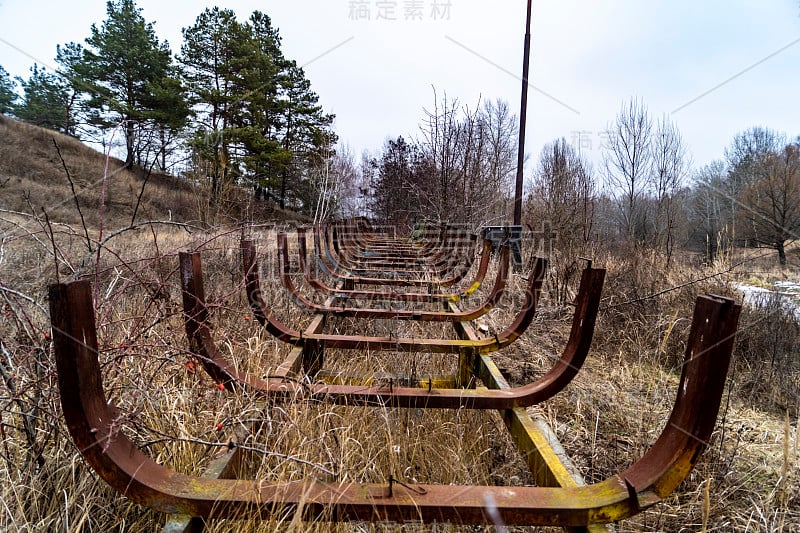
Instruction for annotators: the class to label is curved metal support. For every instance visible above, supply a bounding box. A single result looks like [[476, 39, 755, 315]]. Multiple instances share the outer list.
[[332, 220, 454, 268], [300, 228, 491, 303], [239, 248, 548, 353], [314, 225, 479, 288], [189, 251, 604, 409], [50, 282, 740, 526], [268, 233, 509, 322]]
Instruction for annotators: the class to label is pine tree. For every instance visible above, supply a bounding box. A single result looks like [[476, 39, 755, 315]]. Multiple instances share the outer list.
[[139, 68, 191, 170], [0, 66, 17, 114], [180, 8, 335, 211], [14, 64, 76, 134], [180, 7, 251, 198], [234, 11, 291, 200], [60, 0, 187, 166], [276, 61, 336, 210], [54, 43, 91, 137]]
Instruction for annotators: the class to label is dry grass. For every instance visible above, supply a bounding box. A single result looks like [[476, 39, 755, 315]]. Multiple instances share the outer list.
[[0, 218, 516, 532], [0, 115, 311, 229], [0, 128, 799, 531], [0, 114, 197, 227], [491, 243, 800, 532]]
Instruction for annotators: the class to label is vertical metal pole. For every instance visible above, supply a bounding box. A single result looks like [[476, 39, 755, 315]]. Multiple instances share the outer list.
[[513, 0, 533, 226]]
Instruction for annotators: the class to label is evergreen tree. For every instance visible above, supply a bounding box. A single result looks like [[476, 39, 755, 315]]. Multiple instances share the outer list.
[[59, 0, 187, 166], [0, 65, 17, 114], [14, 64, 76, 134], [139, 68, 191, 170], [54, 43, 91, 138], [180, 7, 251, 198], [235, 11, 290, 198], [275, 61, 336, 210], [181, 8, 335, 211], [372, 136, 422, 225]]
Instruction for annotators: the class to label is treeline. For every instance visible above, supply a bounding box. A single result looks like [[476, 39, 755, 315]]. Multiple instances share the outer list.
[[2, 2, 797, 263], [530, 98, 800, 265], [0, 0, 334, 213], [359, 95, 798, 266], [361, 95, 518, 229]]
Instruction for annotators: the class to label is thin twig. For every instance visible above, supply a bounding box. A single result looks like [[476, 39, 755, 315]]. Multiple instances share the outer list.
[[130, 162, 156, 226], [41, 209, 60, 285], [52, 138, 92, 253], [139, 436, 338, 478]]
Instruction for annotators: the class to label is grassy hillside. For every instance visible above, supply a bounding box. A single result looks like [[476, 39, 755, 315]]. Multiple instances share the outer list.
[[0, 115, 198, 227], [0, 114, 797, 531], [0, 115, 309, 228]]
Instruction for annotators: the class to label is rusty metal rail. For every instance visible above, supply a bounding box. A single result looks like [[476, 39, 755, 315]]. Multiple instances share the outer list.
[[313, 226, 479, 287], [47, 221, 741, 530], [179, 248, 604, 409], [329, 221, 471, 273], [266, 233, 510, 321], [299, 228, 491, 303], [238, 249, 549, 353], [50, 280, 740, 527]]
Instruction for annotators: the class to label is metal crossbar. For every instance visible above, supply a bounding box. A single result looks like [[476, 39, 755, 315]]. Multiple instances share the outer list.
[[48, 222, 741, 531]]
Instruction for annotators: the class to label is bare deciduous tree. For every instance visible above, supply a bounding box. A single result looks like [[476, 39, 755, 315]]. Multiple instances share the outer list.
[[418, 89, 462, 221], [370, 91, 519, 229], [651, 115, 691, 264], [739, 142, 800, 265], [726, 126, 784, 191], [528, 138, 595, 246], [319, 143, 361, 219], [474, 99, 517, 225], [604, 97, 653, 244], [691, 160, 729, 262], [725, 127, 785, 245]]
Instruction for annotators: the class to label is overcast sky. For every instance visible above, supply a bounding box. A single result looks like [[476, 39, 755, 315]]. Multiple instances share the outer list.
[[2, 1, 800, 178]]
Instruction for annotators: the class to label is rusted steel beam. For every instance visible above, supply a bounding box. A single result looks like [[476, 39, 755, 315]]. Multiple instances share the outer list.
[[330, 220, 434, 261], [164, 267, 335, 532], [243, 249, 549, 354], [314, 371, 459, 389], [314, 226, 479, 287], [266, 233, 510, 322], [50, 282, 740, 526], [185, 251, 608, 410], [299, 228, 491, 303], [333, 220, 450, 260], [332, 222, 471, 272], [180, 251, 326, 390], [320, 220, 456, 275], [162, 423, 251, 533]]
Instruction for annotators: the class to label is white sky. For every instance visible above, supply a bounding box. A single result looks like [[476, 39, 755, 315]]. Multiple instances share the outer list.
[[2, 1, 800, 179]]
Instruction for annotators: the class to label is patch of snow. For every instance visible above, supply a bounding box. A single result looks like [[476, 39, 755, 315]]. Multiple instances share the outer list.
[[734, 282, 800, 320]]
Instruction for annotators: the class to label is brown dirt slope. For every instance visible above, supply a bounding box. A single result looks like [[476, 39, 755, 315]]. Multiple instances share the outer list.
[[0, 115, 309, 228], [0, 114, 199, 228]]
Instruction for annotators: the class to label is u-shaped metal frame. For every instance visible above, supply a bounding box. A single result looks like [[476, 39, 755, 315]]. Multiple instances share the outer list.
[[50, 282, 740, 526], [257, 233, 510, 322], [179, 248, 607, 409]]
